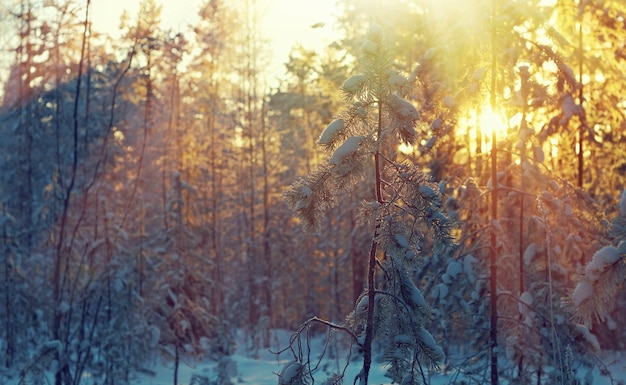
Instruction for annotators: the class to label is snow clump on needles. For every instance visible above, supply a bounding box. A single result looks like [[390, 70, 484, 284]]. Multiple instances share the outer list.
[[573, 246, 621, 307], [329, 136, 364, 165], [319, 119, 344, 145]]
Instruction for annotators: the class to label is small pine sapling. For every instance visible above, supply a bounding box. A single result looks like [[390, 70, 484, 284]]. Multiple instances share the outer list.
[[573, 189, 626, 327], [283, 25, 455, 385]]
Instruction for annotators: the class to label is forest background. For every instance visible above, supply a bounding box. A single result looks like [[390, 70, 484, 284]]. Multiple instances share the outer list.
[[0, 0, 625, 384]]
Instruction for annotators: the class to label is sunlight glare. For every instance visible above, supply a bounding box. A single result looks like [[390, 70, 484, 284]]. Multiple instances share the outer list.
[[90, 0, 339, 89], [478, 105, 507, 140]]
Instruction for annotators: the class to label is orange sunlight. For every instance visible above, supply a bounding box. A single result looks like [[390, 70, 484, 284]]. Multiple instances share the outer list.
[[460, 101, 508, 155], [478, 105, 507, 141], [90, 0, 339, 88]]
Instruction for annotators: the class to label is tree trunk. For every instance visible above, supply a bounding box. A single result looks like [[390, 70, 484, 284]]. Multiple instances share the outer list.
[[260, 100, 272, 345], [174, 344, 179, 385], [489, 0, 499, 383], [361, 98, 385, 385], [3, 215, 14, 368]]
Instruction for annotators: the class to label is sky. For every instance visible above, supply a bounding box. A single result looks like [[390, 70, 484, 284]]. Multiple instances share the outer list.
[[90, 0, 340, 87]]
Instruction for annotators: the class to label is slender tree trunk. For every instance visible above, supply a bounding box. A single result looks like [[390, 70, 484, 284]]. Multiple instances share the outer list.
[[162, 74, 178, 231], [174, 344, 179, 385], [102, 199, 114, 385], [260, 100, 272, 344], [54, 2, 91, 383], [247, 100, 257, 337], [489, 127, 499, 385], [208, 106, 224, 316], [516, 67, 531, 378], [489, 0, 499, 383], [361, 99, 385, 385], [241, 0, 260, 347], [84, 21, 92, 153], [577, 18, 585, 188], [3, 213, 14, 368], [17, 0, 35, 250]]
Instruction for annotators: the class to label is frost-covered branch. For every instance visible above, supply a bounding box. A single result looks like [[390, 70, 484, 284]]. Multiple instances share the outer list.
[[282, 23, 452, 385], [573, 189, 626, 326]]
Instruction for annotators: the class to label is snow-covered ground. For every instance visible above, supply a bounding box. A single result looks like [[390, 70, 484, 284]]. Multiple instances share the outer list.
[[123, 331, 626, 385], [5, 329, 625, 384], [133, 329, 399, 385], [132, 330, 626, 385]]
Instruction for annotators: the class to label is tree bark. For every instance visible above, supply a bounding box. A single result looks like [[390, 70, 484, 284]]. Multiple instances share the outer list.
[[489, 0, 499, 383]]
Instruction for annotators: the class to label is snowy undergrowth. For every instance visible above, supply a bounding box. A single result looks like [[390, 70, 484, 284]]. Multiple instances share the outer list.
[[5, 329, 624, 384]]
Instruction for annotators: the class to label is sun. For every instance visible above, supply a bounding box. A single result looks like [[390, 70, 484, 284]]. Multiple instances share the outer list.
[[472, 101, 508, 153], [478, 105, 507, 140], [457, 102, 508, 155]]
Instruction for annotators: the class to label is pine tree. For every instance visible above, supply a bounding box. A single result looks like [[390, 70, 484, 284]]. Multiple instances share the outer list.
[[573, 189, 626, 327], [282, 24, 454, 385]]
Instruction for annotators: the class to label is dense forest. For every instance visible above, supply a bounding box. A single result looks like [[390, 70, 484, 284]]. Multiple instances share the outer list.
[[0, 0, 625, 384]]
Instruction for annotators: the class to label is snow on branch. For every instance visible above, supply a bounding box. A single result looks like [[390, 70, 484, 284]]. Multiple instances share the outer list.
[[573, 189, 626, 327]]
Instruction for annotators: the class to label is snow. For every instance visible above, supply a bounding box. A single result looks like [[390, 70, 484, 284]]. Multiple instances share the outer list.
[[561, 94, 582, 120], [585, 246, 620, 281], [388, 94, 420, 120], [388, 72, 408, 87], [423, 47, 439, 60], [394, 334, 414, 345], [355, 107, 367, 118], [408, 282, 426, 307], [575, 324, 601, 351], [294, 185, 313, 210], [430, 117, 443, 130], [301, 185, 312, 197], [524, 243, 539, 266], [463, 254, 477, 283], [356, 295, 368, 313], [149, 325, 161, 348], [438, 180, 447, 193], [443, 95, 456, 108], [367, 24, 383, 41], [518, 291, 533, 315], [418, 184, 437, 198], [5, 329, 625, 385], [361, 39, 378, 54], [342, 74, 367, 92], [329, 136, 364, 165], [431, 283, 449, 301], [573, 281, 593, 307], [472, 67, 488, 81], [395, 234, 409, 248], [418, 328, 445, 360], [445, 260, 463, 279], [318, 119, 344, 145], [278, 360, 302, 385]]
